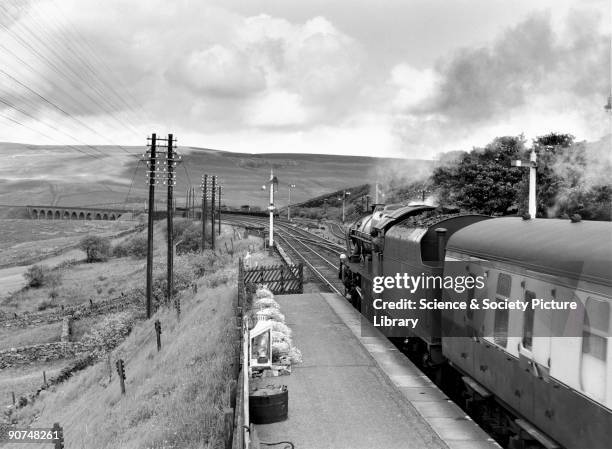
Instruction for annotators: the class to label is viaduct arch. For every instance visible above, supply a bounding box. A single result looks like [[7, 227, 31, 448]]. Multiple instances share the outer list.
[[26, 205, 128, 221]]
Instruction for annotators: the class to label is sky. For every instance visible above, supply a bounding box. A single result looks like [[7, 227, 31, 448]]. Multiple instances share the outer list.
[[0, 0, 610, 159]]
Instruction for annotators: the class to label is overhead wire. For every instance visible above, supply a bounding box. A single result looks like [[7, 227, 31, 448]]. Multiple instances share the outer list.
[[0, 1, 154, 160], [0, 69, 135, 154], [122, 159, 143, 208], [12, 0, 146, 132], [40, 0, 150, 124], [0, 4, 142, 139], [0, 112, 104, 159], [0, 96, 113, 156]]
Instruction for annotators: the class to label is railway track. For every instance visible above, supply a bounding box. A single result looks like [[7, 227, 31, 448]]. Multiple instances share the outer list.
[[224, 214, 345, 295], [325, 221, 347, 241]]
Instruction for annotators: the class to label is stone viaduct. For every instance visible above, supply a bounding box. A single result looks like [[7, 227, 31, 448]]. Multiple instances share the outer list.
[[26, 205, 129, 221]]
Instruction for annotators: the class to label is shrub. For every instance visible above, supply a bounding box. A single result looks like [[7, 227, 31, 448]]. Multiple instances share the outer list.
[[79, 235, 111, 263], [37, 299, 55, 311], [23, 265, 62, 288], [113, 234, 148, 259], [126, 235, 148, 258], [177, 226, 201, 254], [188, 251, 218, 276]]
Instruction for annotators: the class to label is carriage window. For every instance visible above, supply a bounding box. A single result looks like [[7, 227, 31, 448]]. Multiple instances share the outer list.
[[466, 275, 475, 320], [496, 273, 512, 297], [582, 297, 609, 361], [522, 290, 536, 350], [493, 273, 512, 347]]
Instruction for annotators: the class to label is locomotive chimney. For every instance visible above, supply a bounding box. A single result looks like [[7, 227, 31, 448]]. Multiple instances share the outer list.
[[435, 228, 448, 264]]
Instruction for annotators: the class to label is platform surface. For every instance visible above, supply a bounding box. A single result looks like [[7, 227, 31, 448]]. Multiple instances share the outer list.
[[254, 291, 499, 449]]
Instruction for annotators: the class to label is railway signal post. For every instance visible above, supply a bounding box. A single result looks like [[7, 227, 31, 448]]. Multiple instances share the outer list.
[[511, 148, 537, 218], [288, 183, 296, 220], [267, 169, 278, 253], [340, 190, 351, 223]]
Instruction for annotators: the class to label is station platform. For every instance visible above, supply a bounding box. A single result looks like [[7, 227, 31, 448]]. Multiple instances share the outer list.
[[254, 291, 500, 449]]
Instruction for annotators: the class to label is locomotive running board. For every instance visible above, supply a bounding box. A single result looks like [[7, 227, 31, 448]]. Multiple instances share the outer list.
[[514, 419, 560, 449], [461, 376, 491, 399]]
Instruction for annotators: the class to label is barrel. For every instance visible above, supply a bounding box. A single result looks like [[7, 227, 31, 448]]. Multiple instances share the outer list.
[[249, 385, 288, 424]]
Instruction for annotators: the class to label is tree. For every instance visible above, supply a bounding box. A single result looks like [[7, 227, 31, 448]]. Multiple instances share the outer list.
[[24, 265, 62, 288], [525, 132, 575, 217], [79, 235, 111, 262], [526, 133, 611, 220], [432, 136, 526, 215]]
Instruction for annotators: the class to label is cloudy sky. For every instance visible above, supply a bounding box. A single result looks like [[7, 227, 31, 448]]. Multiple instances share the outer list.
[[0, 0, 610, 158]]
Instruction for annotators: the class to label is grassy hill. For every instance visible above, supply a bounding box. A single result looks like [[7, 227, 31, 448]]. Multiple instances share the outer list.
[[0, 142, 431, 211]]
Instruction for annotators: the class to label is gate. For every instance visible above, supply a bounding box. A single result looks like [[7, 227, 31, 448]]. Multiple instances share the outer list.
[[238, 258, 303, 295]]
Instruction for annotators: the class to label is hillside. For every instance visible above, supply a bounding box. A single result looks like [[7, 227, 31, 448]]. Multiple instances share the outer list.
[[0, 142, 431, 212]]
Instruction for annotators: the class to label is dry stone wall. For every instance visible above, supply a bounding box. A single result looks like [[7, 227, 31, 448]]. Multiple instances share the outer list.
[[0, 342, 87, 369], [0, 293, 142, 328]]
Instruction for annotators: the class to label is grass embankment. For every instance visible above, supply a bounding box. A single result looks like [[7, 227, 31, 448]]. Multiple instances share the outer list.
[[7, 227, 261, 449]]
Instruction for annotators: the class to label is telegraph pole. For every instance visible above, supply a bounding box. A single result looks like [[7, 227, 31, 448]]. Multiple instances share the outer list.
[[144, 134, 157, 319], [218, 184, 222, 235], [211, 175, 216, 250], [185, 188, 190, 218], [166, 134, 177, 306], [191, 187, 196, 220], [201, 174, 207, 252]]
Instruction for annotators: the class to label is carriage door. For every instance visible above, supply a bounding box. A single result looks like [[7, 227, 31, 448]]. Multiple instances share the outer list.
[[580, 296, 609, 402]]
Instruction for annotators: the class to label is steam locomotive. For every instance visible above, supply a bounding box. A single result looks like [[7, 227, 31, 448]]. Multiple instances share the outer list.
[[340, 205, 611, 449]]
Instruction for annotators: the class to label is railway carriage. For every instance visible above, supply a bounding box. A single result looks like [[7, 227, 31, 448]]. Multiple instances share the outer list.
[[442, 217, 611, 449], [341, 209, 612, 449]]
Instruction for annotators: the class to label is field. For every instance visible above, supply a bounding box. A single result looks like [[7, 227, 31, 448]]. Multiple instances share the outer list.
[[1, 220, 262, 448], [0, 142, 431, 212], [0, 219, 137, 268], [0, 217, 261, 446]]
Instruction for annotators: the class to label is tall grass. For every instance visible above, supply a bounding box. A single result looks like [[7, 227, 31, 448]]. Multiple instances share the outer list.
[[8, 275, 239, 449]]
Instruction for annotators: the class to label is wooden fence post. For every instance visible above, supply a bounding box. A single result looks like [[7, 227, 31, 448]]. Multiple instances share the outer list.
[[299, 263, 304, 293], [52, 422, 64, 449], [224, 407, 234, 449], [107, 353, 112, 383]]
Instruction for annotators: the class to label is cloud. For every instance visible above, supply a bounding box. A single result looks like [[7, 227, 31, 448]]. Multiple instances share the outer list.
[[245, 89, 309, 127], [390, 8, 611, 156], [166, 44, 266, 98], [0, 0, 608, 159]]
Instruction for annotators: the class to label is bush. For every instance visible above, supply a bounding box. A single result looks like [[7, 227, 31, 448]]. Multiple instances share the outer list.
[[23, 265, 62, 289], [37, 299, 56, 311], [79, 235, 111, 263], [113, 235, 148, 259]]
